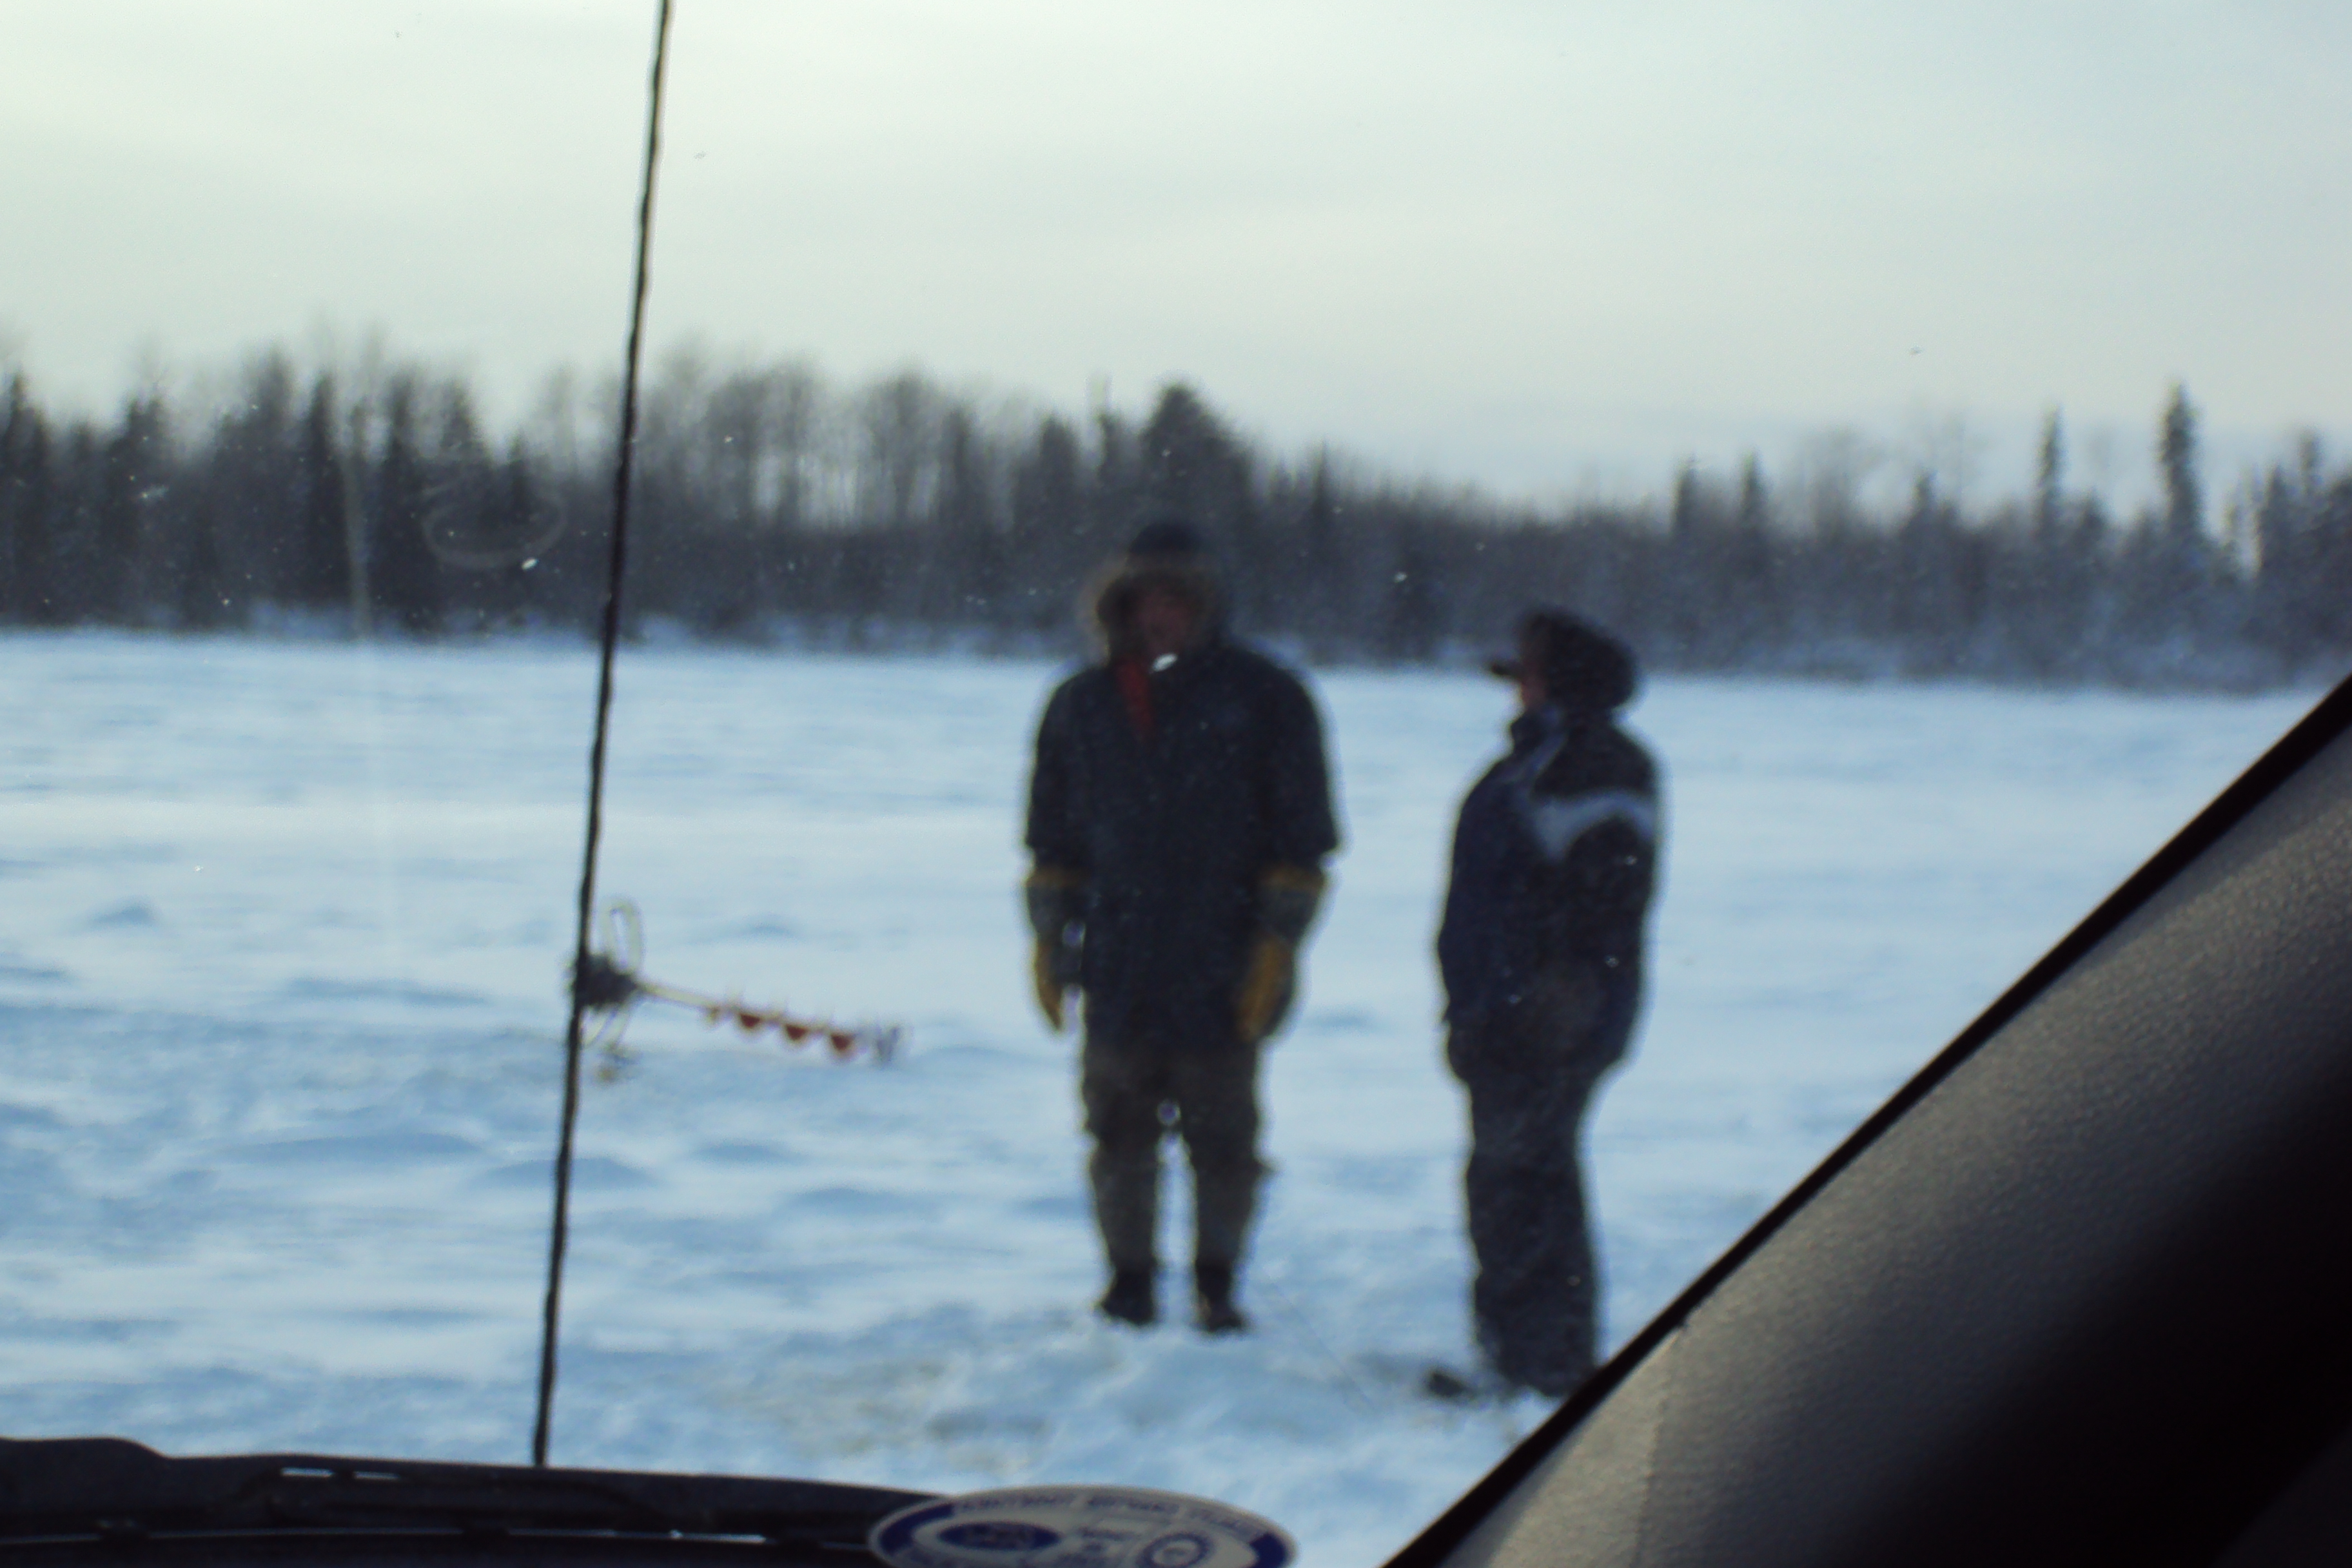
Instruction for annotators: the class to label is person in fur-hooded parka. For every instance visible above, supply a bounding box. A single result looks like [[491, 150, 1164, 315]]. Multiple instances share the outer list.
[[1023, 516, 1340, 1334]]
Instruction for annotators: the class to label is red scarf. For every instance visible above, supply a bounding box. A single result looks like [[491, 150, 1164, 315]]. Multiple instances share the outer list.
[[1113, 658, 1154, 743]]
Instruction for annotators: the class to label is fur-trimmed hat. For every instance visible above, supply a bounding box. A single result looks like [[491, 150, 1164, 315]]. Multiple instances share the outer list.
[[1488, 606, 1638, 710]]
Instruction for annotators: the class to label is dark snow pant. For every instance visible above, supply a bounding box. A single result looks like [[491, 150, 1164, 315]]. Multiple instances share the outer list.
[[1447, 970, 1638, 1398], [1081, 1031, 1264, 1276]]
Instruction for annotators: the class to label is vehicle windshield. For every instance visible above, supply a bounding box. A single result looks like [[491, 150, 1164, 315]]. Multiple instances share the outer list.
[[3, 5, 2346, 1565]]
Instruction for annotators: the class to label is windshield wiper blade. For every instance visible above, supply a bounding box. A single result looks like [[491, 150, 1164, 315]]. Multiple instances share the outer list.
[[0, 1438, 934, 1551]]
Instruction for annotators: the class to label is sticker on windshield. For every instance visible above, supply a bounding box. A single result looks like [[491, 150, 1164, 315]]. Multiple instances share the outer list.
[[870, 1485, 1295, 1568]]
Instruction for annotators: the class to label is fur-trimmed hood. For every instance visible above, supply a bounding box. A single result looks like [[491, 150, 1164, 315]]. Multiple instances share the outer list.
[[1085, 516, 1228, 659]]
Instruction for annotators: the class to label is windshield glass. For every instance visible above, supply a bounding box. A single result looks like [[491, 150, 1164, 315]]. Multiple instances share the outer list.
[[4, 5, 2346, 1565]]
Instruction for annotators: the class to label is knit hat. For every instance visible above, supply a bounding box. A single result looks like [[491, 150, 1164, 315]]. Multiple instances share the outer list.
[[1487, 606, 1638, 710]]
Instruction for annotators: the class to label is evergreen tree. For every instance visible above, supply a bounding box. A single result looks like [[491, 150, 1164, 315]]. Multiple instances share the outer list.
[[422, 380, 511, 586], [2034, 410, 2066, 538], [95, 393, 169, 624], [1297, 451, 1347, 653], [2310, 475, 2352, 654], [175, 483, 235, 631], [371, 375, 442, 633], [291, 378, 341, 605], [1726, 453, 1778, 658], [1665, 461, 1727, 664], [289, 375, 352, 610], [0, 376, 58, 623], [1894, 472, 1963, 668], [2126, 382, 2210, 646], [935, 406, 1004, 623], [213, 351, 298, 609], [2072, 492, 2117, 667], [1008, 415, 1086, 631], [2255, 437, 2352, 658], [475, 438, 542, 630], [47, 423, 106, 625], [2160, 383, 2203, 543]]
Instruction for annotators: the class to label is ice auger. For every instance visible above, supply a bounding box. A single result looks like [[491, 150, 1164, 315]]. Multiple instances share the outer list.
[[573, 902, 901, 1074]]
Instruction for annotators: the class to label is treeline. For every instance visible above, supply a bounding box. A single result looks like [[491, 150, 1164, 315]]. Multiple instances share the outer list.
[[3, 342, 2350, 687]]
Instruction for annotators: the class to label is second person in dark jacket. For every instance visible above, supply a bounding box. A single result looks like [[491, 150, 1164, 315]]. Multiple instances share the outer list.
[[1436, 607, 1659, 1399], [1024, 518, 1342, 1333]]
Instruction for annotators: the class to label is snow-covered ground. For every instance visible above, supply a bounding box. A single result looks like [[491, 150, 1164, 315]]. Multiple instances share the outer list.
[[0, 633, 2317, 1563]]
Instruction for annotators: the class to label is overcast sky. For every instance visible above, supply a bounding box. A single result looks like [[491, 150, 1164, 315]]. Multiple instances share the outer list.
[[6, 0, 2349, 512]]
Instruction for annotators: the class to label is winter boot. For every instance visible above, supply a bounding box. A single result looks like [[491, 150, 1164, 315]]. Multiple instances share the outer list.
[[1422, 1364, 1500, 1403], [1193, 1261, 1248, 1335], [1097, 1266, 1157, 1327]]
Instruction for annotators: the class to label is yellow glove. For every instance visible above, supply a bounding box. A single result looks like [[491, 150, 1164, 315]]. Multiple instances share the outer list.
[[1235, 865, 1327, 1044], [1235, 932, 1297, 1045], [1032, 937, 1070, 1032], [1024, 866, 1086, 1033]]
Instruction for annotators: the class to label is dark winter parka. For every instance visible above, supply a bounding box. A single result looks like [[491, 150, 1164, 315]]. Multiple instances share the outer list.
[[1026, 627, 1339, 1050], [1437, 702, 1658, 1029]]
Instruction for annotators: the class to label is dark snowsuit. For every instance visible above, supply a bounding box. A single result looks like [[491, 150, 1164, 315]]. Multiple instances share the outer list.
[[1026, 635, 1340, 1276], [1438, 701, 1658, 1396]]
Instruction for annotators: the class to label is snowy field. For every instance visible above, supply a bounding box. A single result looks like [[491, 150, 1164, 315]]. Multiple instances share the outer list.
[[0, 632, 2318, 1564]]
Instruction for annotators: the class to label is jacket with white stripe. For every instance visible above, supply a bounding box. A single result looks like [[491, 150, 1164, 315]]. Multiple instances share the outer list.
[[1436, 702, 1659, 1026]]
